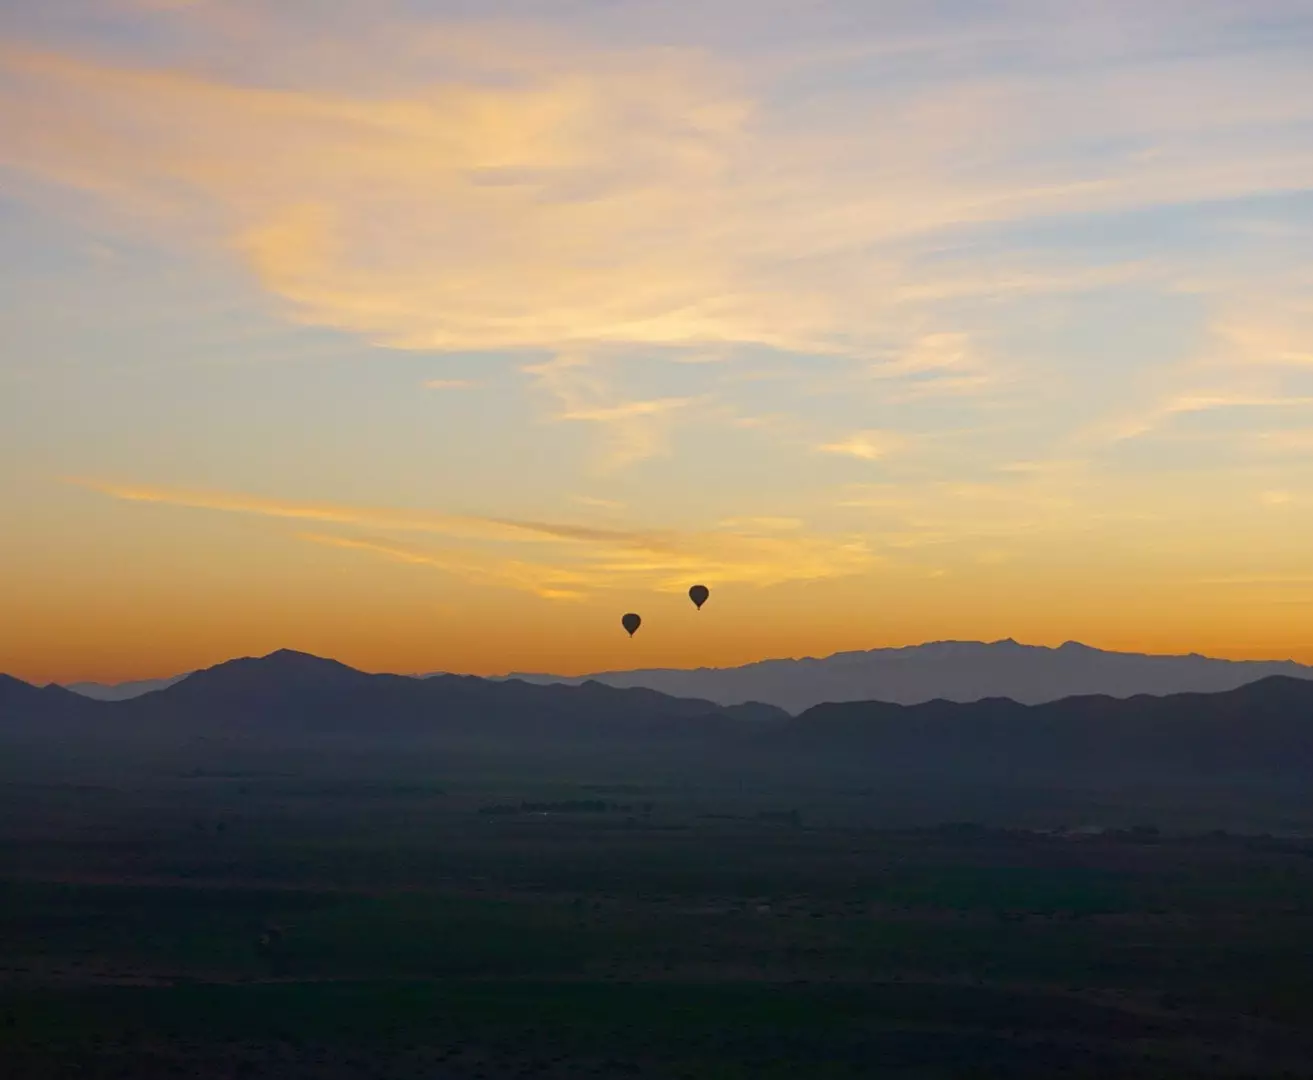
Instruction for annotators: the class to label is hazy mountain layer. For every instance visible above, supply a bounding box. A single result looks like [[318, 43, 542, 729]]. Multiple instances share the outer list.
[[64, 673, 189, 701], [494, 638, 1313, 714], [5, 650, 1313, 798], [62, 640, 1313, 711]]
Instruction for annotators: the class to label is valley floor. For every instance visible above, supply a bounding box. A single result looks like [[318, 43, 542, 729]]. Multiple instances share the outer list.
[[3, 758, 1313, 1078]]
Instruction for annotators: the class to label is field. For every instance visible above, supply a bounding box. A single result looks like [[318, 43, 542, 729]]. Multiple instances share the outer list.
[[3, 748, 1313, 1078]]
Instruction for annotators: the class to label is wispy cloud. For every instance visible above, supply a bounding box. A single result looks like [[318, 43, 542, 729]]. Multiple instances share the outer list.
[[1194, 574, 1313, 587], [69, 478, 600, 546], [718, 516, 802, 532], [1208, 305, 1313, 368], [831, 470, 1107, 554], [300, 534, 594, 601], [75, 477, 878, 595], [1104, 389, 1313, 442], [859, 331, 1007, 402], [1253, 429, 1313, 454], [871, 332, 978, 378], [558, 399, 696, 423], [523, 352, 701, 468], [1082, 296, 1313, 443], [572, 495, 627, 512], [997, 458, 1090, 476], [423, 378, 478, 391], [816, 430, 906, 461], [3, 12, 1311, 368]]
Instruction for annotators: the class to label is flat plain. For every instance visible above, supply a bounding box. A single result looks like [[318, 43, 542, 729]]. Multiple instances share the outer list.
[[2, 749, 1313, 1079]]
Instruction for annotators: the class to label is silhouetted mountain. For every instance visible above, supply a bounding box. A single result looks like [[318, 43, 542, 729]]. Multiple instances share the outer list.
[[0, 672, 33, 695], [60, 639, 1313, 712], [6, 650, 787, 747], [771, 675, 1313, 783], [6, 651, 1313, 799], [493, 639, 1313, 714], [63, 673, 188, 701], [0, 673, 98, 729], [0, 673, 43, 712]]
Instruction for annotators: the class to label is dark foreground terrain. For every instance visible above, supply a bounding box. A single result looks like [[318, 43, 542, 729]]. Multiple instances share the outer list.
[[3, 743, 1313, 1080]]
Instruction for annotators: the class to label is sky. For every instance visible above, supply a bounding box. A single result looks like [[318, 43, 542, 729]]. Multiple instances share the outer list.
[[3, 0, 1313, 684]]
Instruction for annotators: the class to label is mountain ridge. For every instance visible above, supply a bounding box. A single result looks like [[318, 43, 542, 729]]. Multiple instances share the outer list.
[[487, 638, 1313, 714], [774, 673, 1313, 783], [59, 639, 1313, 711], [64, 673, 189, 701], [6, 650, 1313, 797], [8, 650, 788, 743]]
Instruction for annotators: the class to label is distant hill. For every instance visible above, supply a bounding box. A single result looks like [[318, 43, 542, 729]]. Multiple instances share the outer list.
[[0, 673, 58, 712], [6, 650, 1313, 811], [6, 650, 786, 748], [0, 672, 97, 732], [64, 673, 188, 701], [492, 639, 1313, 714], [62, 640, 1313, 711], [774, 675, 1313, 784]]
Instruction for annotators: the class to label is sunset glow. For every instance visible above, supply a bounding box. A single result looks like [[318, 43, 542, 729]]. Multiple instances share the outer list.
[[4, 1, 1313, 684]]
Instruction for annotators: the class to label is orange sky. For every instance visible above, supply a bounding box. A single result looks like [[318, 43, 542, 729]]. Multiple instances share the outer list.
[[3, 1, 1313, 684]]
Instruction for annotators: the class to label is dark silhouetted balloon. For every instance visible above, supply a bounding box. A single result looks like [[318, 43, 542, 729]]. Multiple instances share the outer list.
[[689, 584, 710, 610], [621, 613, 642, 637]]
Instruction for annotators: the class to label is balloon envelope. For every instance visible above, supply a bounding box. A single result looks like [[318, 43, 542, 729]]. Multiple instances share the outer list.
[[688, 584, 710, 610], [621, 613, 642, 637]]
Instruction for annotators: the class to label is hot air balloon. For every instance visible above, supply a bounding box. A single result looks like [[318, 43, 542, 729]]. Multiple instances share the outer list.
[[688, 584, 710, 610], [621, 613, 642, 637]]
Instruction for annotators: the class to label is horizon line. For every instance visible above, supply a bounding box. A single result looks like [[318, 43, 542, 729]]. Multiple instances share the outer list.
[[39, 636, 1310, 691]]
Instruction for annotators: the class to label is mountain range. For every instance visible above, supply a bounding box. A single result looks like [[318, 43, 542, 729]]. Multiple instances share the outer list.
[[6, 650, 783, 749], [780, 677, 1313, 784], [62, 640, 1313, 715], [5, 648, 1313, 796], [492, 639, 1313, 714]]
